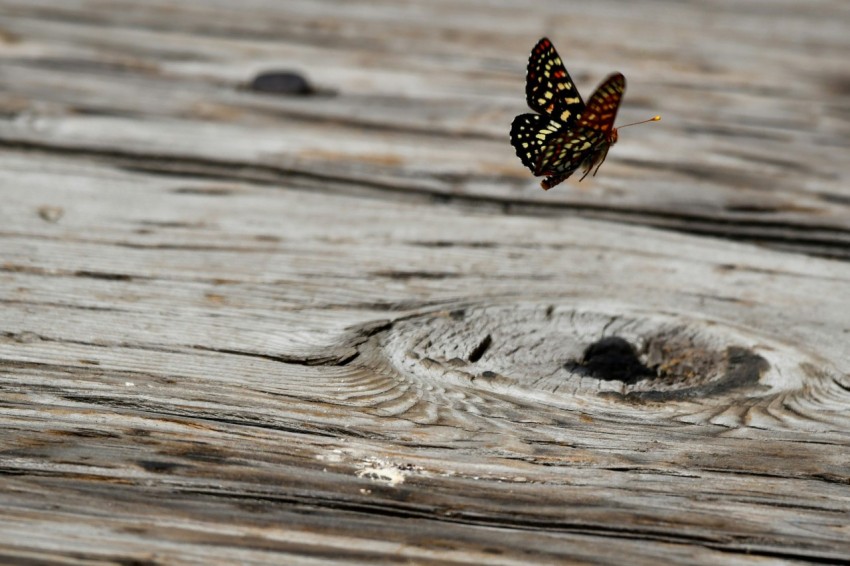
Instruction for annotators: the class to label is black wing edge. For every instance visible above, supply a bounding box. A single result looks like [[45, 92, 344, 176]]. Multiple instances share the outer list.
[[510, 113, 550, 173]]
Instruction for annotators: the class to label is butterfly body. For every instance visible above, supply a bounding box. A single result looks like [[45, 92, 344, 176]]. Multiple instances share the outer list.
[[510, 38, 627, 190]]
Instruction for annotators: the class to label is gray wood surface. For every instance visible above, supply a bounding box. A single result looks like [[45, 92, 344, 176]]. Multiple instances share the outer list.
[[1, 1, 849, 564]]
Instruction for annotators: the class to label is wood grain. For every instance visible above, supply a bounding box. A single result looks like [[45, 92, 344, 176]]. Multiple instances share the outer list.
[[1, 1, 849, 564]]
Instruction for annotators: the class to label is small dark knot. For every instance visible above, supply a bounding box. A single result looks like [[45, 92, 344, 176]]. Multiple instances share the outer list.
[[249, 71, 314, 96]]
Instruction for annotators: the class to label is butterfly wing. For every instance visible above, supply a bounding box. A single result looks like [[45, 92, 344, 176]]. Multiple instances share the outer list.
[[576, 72, 625, 134], [533, 128, 606, 189], [510, 113, 564, 174], [532, 73, 626, 189], [525, 37, 585, 126]]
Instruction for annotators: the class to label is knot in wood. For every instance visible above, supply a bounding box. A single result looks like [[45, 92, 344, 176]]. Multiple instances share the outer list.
[[351, 302, 847, 428], [249, 71, 315, 96]]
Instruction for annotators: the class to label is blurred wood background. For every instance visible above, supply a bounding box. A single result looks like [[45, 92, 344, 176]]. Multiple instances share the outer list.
[[1, 1, 849, 563]]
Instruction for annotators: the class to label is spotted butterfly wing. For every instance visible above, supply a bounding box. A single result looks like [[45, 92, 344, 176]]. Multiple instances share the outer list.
[[535, 73, 626, 189], [510, 38, 585, 178], [524, 37, 585, 125]]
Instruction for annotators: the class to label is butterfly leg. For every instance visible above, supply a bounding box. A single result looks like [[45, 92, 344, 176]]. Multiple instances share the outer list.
[[592, 145, 611, 177], [578, 158, 595, 181]]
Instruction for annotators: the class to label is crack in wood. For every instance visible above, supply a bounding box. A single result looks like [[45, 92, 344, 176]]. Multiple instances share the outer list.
[[189, 344, 358, 368], [113, 484, 848, 562], [371, 270, 461, 280], [2, 140, 848, 259], [73, 270, 134, 281]]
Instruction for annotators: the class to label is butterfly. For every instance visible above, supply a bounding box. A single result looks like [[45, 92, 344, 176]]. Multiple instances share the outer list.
[[510, 37, 659, 190]]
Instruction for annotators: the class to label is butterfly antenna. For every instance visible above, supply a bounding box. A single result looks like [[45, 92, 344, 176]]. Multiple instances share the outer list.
[[617, 115, 661, 129]]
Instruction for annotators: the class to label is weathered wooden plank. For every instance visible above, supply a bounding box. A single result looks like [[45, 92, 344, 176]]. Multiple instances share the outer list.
[[3, 148, 850, 562], [2, 1, 850, 563], [0, 0, 848, 257]]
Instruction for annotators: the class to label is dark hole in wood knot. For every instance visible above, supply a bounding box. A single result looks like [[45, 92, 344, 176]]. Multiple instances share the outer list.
[[249, 71, 315, 96], [567, 336, 655, 384], [468, 334, 492, 363], [449, 309, 466, 320], [714, 346, 770, 394]]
